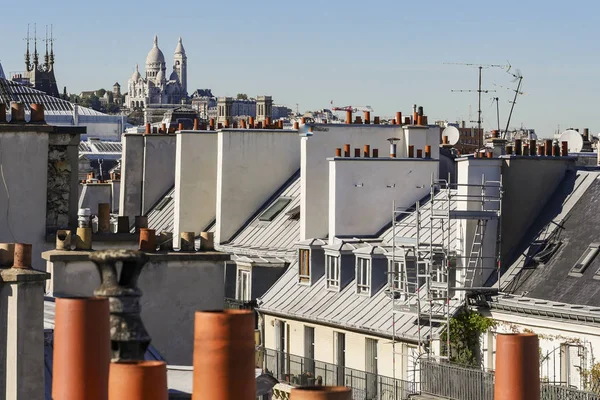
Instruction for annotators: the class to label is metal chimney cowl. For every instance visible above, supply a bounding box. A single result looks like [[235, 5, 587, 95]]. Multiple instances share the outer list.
[[89, 249, 151, 361]]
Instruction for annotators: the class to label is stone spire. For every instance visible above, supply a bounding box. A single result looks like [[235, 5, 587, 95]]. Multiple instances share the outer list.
[[24, 24, 31, 70]]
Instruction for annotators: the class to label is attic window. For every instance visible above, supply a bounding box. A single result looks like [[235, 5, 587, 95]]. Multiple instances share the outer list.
[[286, 205, 300, 221], [258, 198, 292, 222], [569, 244, 600, 277], [326, 255, 340, 290], [155, 195, 172, 211], [356, 258, 371, 295]]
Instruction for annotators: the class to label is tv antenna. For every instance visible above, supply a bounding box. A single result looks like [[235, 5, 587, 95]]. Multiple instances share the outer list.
[[491, 97, 500, 133], [446, 62, 508, 150], [502, 68, 524, 139]]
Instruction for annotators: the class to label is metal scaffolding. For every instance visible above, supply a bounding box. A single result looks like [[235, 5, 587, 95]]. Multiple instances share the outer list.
[[389, 173, 503, 388]]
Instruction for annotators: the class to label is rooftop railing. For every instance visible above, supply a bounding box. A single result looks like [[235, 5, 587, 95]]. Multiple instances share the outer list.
[[264, 348, 416, 400], [421, 359, 600, 400]]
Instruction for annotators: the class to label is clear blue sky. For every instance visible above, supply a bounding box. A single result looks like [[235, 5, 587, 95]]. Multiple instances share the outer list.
[[2, 0, 599, 137]]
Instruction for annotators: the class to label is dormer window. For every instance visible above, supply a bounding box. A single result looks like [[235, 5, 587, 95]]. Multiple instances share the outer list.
[[326, 255, 340, 290], [299, 249, 310, 283], [356, 258, 371, 295]]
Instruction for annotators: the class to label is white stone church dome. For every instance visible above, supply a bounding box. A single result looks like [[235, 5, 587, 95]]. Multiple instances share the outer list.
[[146, 36, 165, 65]]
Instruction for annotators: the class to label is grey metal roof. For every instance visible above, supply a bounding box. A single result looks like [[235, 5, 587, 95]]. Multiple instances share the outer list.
[[0, 78, 106, 116], [79, 140, 122, 155], [257, 261, 459, 341], [147, 187, 176, 233], [500, 170, 600, 307], [217, 174, 301, 261]]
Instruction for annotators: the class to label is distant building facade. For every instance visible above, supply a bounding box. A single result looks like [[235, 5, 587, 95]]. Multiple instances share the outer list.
[[126, 36, 188, 108]]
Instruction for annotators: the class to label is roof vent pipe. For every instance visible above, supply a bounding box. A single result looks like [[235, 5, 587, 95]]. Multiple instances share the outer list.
[[388, 138, 400, 158], [404, 117, 410, 124], [506, 145, 513, 155], [161, 122, 167, 133], [584, 128, 590, 141]]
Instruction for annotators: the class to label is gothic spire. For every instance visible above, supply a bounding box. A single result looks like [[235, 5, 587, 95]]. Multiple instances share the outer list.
[[33, 24, 39, 67], [49, 24, 54, 66], [44, 25, 49, 69], [25, 24, 31, 70]]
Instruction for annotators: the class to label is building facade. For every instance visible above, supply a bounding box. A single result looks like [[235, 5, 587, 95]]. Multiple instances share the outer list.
[[126, 36, 188, 108]]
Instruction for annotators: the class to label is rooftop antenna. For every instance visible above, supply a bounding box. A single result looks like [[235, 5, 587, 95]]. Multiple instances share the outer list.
[[446, 62, 508, 150], [502, 68, 524, 139], [491, 97, 500, 133]]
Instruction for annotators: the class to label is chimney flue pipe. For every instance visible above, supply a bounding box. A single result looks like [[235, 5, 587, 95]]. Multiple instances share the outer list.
[[514, 139, 522, 156], [343, 144, 350, 157], [545, 139, 553, 156], [494, 333, 540, 400]]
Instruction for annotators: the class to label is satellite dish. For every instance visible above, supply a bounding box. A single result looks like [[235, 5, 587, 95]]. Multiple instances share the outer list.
[[442, 126, 460, 145], [559, 129, 583, 153]]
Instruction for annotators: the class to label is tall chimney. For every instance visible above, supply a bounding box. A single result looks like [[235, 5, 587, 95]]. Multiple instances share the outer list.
[[494, 333, 540, 400]]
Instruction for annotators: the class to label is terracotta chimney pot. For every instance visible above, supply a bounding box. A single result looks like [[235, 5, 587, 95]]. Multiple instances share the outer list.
[[293, 121, 299, 130], [345, 110, 352, 124], [53, 297, 110, 400], [192, 310, 255, 400], [343, 144, 350, 157], [364, 111, 370, 124], [97, 203, 111, 233], [30, 103, 45, 123], [13, 243, 32, 269], [408, 145, 414, 158], [396, 112, 402, 125], [193, 118, 199, 130], [10, 101, 25, 123], [109, 361, 168, 400], [494, 333, 540, 400], [290, 387, 352, 400], [363, 145, 370, 158], [372, 148, 379, 158], [145, 123, 151, 134], [354, 148, 360, 157], [139, 228, 156, 253], [335, 148, 342, 157]]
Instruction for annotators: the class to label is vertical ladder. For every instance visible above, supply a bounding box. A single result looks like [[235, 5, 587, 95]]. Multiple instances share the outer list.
[[465, 219, 487, 287]]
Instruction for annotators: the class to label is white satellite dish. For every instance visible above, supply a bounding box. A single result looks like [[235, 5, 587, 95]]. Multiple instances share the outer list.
[[442, 126, 460, 145], [559, 129, 584, 153]]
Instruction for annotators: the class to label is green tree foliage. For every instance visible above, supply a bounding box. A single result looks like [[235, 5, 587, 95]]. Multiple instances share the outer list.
[[236, 93, 248, 100], [96, 88, 107, 97], [81, 95, 102, 112], [440, 308, 496, 366]]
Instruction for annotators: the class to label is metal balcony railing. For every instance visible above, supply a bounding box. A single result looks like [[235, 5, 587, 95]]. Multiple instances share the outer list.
[[224, 297, 256, 310], [263, 348, 416, 400], [421, 359, 600, 400]]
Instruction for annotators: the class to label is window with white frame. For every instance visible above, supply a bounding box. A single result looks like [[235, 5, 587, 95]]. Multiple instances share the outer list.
[[236, 269, 251, 301], [357, 258, 371, 294], [390, 260, 406, 292], [326, 255, 340, 289], [299, 249, 310, 283]]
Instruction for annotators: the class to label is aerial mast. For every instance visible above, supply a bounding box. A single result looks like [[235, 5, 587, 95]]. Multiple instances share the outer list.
[[446, 62, 507, 151]]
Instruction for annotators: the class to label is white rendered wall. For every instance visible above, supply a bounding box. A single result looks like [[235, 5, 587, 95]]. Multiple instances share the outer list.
[[263, 314, 406, 380], [216, 129, 300, 243], [455, 158, 502, 289], [0, 131, 50, 270], [174, 131, 218, 243], [78, 183, 112, 214], [329, 159, 438, 239], [483, 310, 600, 390], [301, 124, 404, 241]]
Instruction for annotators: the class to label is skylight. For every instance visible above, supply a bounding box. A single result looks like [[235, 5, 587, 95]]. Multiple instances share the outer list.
[[258, 198, 291, 222], [569, 243, 600, 277], [285, 205, 300, 221]]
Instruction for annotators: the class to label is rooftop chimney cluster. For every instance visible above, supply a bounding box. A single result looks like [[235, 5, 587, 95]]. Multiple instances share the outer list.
[[82, 171, 120, 184], [0, 102, 46, 124], [50, 249, 349, 399], [333, 142, 433, 159], [144, 117, 288, 134], [341, 106, 428, 126]]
